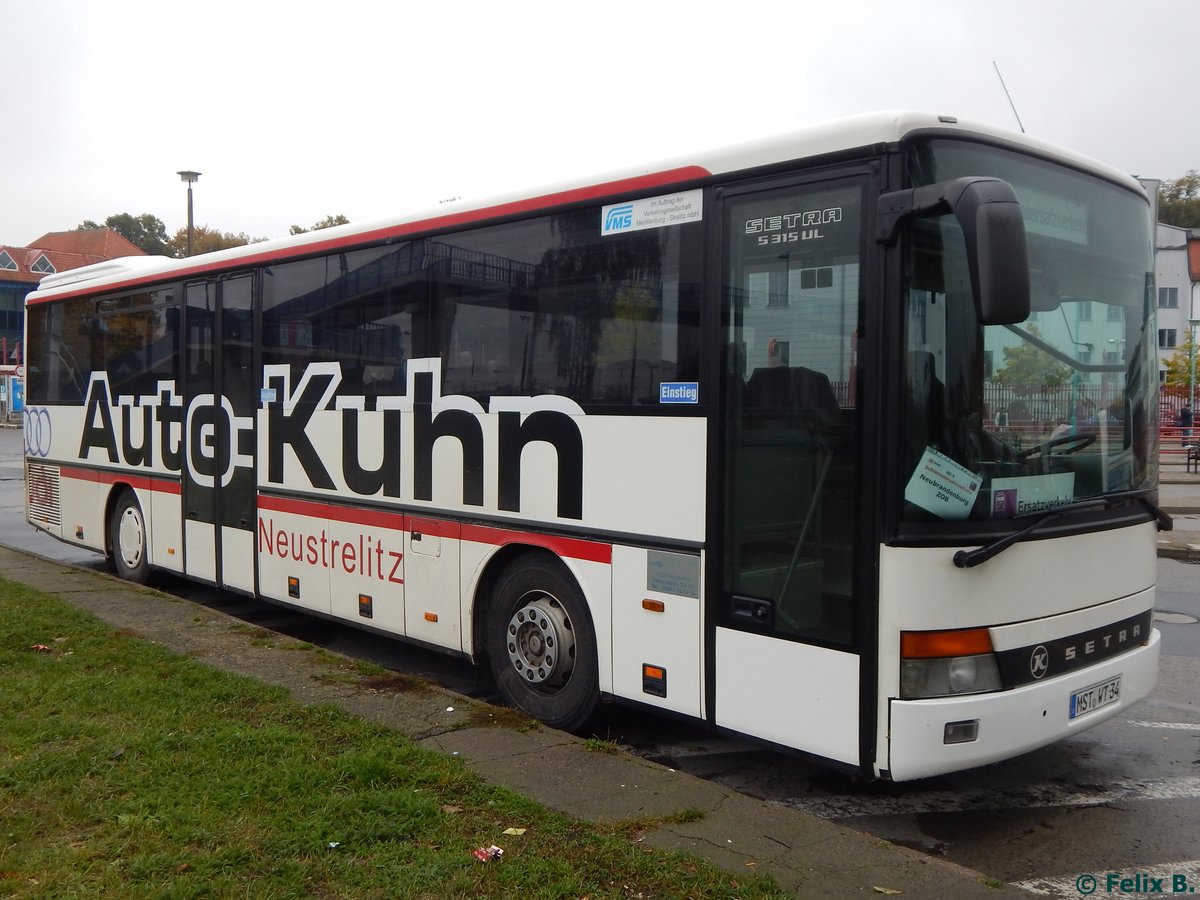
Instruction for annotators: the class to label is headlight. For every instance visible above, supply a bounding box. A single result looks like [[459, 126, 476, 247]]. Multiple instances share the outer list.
[[900, 628, 1003, 699], [900, 653, 1002, 699]]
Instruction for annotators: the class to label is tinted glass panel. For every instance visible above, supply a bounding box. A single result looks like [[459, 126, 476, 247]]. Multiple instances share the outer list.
[[901, 140, 1155, 526], [260, 212, 702, 407], [434, 209, 702, 405], [26, 298, 95, 403], [263, 248, 426, 398], [97, 287, 179, 398], [722, 180, 863, 647]]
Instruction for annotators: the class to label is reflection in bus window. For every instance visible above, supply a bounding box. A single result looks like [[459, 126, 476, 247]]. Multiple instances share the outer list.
[[901, 140, 1155, 524], [436, 209, 702, 404], [723, 181, 863, 647]]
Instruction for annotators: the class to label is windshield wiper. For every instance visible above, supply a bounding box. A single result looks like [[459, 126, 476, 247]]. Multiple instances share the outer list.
[[953, 489, 1172, 569]]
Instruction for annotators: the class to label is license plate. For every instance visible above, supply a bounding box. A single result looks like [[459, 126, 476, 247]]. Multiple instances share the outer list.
[[1069, 674, 1122, 719]]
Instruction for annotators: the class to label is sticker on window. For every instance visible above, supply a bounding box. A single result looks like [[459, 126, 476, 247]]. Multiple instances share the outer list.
[[990, 473, 1075, 516], [601, 190, 703, 236], [904, 447, 982, 520], [659, 382, 699, 404]]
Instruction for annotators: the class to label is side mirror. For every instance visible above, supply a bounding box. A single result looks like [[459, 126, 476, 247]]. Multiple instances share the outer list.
[[878, 177, 1031, 325]]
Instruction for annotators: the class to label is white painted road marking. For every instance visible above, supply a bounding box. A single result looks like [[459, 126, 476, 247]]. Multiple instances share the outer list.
[[1128, 719, 1200, 731]]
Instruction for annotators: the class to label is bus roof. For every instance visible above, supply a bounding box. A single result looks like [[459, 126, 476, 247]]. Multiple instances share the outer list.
[[27, 110, 1143, 304]]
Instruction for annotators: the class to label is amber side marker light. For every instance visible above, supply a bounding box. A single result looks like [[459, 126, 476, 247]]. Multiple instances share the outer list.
[[642, 664, 667, 698]]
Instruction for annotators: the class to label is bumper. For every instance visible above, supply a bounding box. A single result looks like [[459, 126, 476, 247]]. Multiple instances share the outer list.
[[886, 627, 1161, 781]]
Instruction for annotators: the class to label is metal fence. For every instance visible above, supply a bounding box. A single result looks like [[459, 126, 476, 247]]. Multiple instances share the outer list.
[[983, 382, 1125, 425]]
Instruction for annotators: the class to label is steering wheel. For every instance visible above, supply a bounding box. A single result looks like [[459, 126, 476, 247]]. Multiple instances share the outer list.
[[1018, 433, 1095, 461]]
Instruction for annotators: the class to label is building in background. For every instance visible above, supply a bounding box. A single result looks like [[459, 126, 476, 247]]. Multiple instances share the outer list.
[[0, 229, 146, 362], [1155, 224, 1200, 392]]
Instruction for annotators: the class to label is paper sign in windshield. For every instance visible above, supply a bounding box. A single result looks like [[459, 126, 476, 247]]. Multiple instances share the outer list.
[[905, 447, 982, 520], [990, 473, 1075, 517]]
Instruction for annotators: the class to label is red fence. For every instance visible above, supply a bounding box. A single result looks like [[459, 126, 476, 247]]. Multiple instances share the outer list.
[[985, 384, 1197, 456], [1160, 387, 1195, 457]]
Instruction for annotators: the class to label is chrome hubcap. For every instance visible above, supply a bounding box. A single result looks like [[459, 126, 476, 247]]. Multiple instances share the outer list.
[[506, 593, 576, 687], [118, 507, 144, 568]]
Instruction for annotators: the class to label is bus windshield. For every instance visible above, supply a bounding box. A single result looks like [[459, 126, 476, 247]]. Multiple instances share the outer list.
[[900, 140, 1156, 525]]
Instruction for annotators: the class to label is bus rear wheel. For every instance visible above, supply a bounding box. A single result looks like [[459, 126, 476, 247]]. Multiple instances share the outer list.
[[109, 490, 150, 584], [486, 557, 599, 731]]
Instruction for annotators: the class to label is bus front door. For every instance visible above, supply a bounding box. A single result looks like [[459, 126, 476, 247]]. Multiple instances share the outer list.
[[715, 175, 867, 767], [182, 275, 257, 593]]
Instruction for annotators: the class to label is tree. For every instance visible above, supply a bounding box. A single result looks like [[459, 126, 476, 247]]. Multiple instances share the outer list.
[[164, 225, 267, 258], [76, 213, 169, 255], [994, 326, 1070, 389], [1163, 329, 1200, 390], [289, 214, 349, 235], [1158, 171, 1200, 229]]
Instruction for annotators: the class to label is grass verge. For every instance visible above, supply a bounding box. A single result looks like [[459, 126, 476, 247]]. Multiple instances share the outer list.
[[0, 578, 784, 898]]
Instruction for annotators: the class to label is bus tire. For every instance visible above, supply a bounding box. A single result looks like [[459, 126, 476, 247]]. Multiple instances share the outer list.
[[485, 557, 599, 731], [109, 490, 150, 584]]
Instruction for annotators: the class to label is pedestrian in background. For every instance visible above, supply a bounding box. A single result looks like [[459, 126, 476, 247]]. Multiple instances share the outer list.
[[1178, 405, 1193, 446]]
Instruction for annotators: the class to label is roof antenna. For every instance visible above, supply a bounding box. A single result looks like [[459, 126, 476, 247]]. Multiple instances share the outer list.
[[993, 61, 1026, 134]]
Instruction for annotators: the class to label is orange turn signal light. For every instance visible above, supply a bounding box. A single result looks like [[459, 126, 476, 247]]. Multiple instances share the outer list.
[[900, 628, 993, 659]]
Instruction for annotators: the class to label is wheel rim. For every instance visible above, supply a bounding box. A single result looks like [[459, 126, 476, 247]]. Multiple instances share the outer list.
[[117, 505, 145, 569], [505, 592, 576, 688]]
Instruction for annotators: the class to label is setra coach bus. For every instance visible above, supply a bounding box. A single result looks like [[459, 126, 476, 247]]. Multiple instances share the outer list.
[[23, 111, 1166, 780]]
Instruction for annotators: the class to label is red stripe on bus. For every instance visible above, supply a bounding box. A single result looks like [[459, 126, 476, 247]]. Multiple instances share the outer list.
[[257, 494, 407, 531], [27, 166, 711, 305], [60, 467, 182, 494], [59, 467, 97, 482], [461, 523, 612, 565]]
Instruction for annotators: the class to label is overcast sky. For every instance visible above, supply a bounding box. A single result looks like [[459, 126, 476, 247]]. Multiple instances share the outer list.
[[2, 0, 1196, 247]]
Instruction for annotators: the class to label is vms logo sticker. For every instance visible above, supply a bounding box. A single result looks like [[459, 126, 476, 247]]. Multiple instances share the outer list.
[[602, 203, 634, 235]]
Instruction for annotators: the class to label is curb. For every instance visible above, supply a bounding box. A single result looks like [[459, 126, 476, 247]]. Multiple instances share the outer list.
[[1157, 543, 1200, 561]]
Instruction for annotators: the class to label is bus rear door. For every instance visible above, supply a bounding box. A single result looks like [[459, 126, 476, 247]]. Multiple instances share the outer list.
[[182, 275, 257, 593]]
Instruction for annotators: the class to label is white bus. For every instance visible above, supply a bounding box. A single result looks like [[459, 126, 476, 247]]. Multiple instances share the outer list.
[[23, 112, 1165, 780]]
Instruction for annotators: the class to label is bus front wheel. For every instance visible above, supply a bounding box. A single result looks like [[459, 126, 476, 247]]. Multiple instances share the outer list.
[[485, 557, 599, 731], [109, 490, 150, 584]]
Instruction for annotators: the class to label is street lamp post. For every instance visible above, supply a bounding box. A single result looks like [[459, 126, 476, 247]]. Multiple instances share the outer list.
[[177, 170, 201, 257]]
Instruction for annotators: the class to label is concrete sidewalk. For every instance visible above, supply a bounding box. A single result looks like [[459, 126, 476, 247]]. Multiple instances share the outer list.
[[0, 545, 1019, 898], [1156, 454, 1200, 560]]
